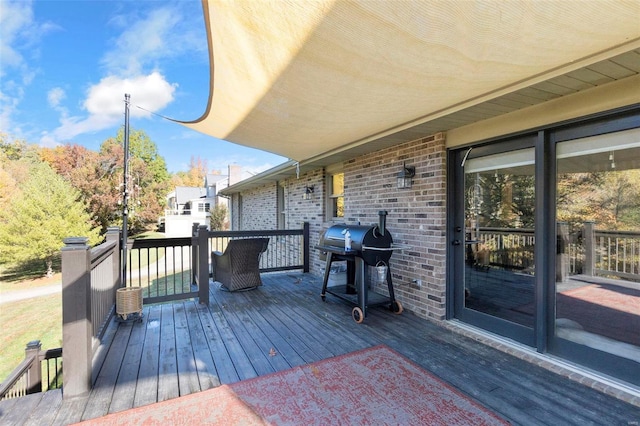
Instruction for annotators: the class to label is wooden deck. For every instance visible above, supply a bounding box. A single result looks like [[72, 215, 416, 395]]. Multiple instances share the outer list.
[[1, 272, 639, 425]]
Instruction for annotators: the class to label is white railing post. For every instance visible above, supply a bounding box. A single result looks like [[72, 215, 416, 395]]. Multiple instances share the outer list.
[[583, 221, 596, 276], [556, 222, 569, 282], [61, 237, 92, 399]]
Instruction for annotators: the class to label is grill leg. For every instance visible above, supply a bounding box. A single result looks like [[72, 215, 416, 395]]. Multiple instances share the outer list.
[[355, 257, 367, 317], [386, 267, 396, 303], [320, 252, 333, 298]]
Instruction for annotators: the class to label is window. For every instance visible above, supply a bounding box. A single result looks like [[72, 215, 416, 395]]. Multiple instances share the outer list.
[[328, 171, 344, 219], [198, 202, 210, 213], [277, 182, 285, 229]]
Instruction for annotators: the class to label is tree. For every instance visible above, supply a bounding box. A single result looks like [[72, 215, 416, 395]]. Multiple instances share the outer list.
[[100, 128, 171, 234], [170, 156, 209, 188], [0, 160, 101, 276], [210, 204, 228, 230]]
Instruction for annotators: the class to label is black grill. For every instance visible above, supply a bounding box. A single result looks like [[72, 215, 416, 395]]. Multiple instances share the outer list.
[[316, 211, 403, 323]]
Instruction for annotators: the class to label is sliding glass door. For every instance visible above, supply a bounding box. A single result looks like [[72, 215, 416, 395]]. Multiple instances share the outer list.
[[552, 127, 640, 383], [449, 108, 640, 386], [451, 139, 536, 346]]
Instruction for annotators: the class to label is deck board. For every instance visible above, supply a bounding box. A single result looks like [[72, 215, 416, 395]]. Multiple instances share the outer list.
[[174, 302, 200, 397], [132, 304, 160, 408], [184, 301, 220, 390], [108, 310, 147, 413], [2, 272, 639, 425], [157, 304, 178, 402]]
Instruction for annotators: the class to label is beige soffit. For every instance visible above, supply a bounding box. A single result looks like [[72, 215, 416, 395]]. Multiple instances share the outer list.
[[182, 0, 640, 163]]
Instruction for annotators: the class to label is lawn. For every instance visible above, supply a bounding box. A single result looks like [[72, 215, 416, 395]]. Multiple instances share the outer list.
[[0, 293, 62, 384]]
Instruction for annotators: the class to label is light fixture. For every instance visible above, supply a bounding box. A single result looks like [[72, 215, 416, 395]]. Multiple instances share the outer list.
[[397, 162, 415, 189], [303, 185, 315, 200]]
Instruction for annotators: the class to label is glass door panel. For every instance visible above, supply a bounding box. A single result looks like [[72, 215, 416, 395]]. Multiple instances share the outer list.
[[555, 128, 640, 363], [463, 147, 536, 329]]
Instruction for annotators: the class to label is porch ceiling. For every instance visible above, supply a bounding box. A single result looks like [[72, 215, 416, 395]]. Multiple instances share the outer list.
[[182, 1, 640, 167]]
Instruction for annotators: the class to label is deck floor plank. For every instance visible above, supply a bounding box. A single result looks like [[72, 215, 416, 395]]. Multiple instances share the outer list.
[[237, 284, 325, 365], [206, 288, 258, 381], [50, 395, 88, 426], [132, 305, 161, 408], [210, 286, 278, 376], [184, 301, 221, 390], [81, 321, 132, 420], [23, 389, 62, 426], [173, 302, 201, 397], [4, 272, 639, 426], [108, 307, 149, 414], [191, 300, 239, 384], [156, 304, 179, 402], [248, 285, 337, 361]]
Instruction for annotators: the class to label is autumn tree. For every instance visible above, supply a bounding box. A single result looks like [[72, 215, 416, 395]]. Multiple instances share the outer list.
[[0, 160, 101, 276], [170, 156, 209, 188], [99, 128, 171, 234]]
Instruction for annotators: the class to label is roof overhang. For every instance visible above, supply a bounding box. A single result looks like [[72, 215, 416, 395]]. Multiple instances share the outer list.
[[184, 1, 640, 195]]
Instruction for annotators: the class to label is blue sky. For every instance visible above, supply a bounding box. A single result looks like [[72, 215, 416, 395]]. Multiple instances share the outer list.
[[0, 0, 287, 174]]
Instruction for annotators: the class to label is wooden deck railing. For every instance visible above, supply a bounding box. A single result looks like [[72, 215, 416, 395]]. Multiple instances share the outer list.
[[191, 222, 310, 305], [584, 222, 640, 280], [476, 222, 640, 281], [60, 227, 120, 399], [121, 223, 310, 305], [0, 341, 63, 401], [125, 236, 195, 304], [4, 223, 310, 401]]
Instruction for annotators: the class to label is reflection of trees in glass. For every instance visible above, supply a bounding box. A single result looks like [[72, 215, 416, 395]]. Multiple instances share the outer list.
[[465, 173, 535, 228], [557, 170, 640, 232]]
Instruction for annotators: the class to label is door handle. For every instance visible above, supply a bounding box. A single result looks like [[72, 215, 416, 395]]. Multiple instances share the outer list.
[[452, 240, 461, 246]]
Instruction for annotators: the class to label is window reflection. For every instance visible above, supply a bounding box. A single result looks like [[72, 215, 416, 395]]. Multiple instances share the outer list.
[[555, 128, 640, 361], [463, 148, 535, 327]]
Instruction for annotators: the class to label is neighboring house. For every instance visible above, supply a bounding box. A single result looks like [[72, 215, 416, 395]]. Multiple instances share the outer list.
[[161, 165, 245, 236], [162, 186, 214, 237], [192, 3, 640, 389]]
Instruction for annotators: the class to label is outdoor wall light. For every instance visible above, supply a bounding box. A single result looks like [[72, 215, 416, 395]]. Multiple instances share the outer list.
[[303, 185, 315, 200], [397, 163, 415, 189]]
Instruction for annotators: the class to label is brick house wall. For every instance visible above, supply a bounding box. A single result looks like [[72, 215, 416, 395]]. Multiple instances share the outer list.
[[343, 133, 447, 321], [230, 132, 447, 322]]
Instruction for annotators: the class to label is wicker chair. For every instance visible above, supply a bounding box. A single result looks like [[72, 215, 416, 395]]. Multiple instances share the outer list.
[[212, 238, 270, 291]]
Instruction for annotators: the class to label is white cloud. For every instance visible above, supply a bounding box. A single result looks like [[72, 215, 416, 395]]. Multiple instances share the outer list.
[[85, 72, 176, 118], [0, 1, 33, 73], [101, 6, 204, 76], [41, 72, 176, 144], [47, 87, 66, 108], [1, 1, 58, 137]]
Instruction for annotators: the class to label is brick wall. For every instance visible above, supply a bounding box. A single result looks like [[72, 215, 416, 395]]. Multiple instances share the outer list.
[[239, 184, 278, 230], [232, 132, 447, 322], [343, 133, 447, 321]]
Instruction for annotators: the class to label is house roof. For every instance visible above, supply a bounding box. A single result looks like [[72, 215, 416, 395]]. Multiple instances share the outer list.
[[173, 186, 207, 203], [184, 1, 640, 194]]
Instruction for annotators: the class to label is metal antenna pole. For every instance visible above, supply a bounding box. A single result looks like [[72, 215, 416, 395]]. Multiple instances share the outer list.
[[122, 93, 131, 286]]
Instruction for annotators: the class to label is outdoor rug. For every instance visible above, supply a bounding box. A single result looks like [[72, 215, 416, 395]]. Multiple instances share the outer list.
[[76, 345, 508, 425]]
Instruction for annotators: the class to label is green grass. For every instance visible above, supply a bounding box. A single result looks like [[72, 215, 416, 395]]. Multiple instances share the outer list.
[[127, 247, 165, 269], [0, 293, 62, 384]]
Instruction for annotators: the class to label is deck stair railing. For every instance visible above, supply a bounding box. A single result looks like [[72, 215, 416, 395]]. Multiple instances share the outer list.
[[0, 341, 63, 401]]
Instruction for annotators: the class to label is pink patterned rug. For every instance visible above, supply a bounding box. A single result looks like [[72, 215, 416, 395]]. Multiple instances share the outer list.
[[77, 345, 507, 425]]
